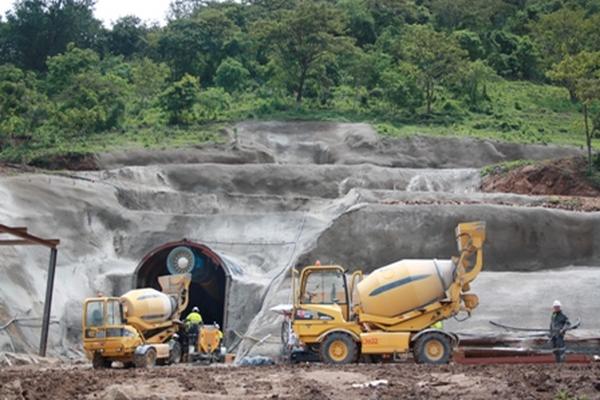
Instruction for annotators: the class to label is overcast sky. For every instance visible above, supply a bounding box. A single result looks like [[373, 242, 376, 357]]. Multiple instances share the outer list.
[[0, 0, 172, 26]]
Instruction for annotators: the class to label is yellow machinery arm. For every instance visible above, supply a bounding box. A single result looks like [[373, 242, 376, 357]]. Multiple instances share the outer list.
[[455, 221, 486, 287]]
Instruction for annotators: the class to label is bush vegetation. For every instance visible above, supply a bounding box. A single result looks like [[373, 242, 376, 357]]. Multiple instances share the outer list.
[[0, 0, 599, 167]]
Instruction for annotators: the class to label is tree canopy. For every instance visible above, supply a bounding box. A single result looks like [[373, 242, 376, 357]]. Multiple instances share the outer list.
[[0, 0, 599, 168]]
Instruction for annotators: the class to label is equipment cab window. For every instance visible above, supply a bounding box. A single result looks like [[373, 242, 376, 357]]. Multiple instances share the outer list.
[[302, 270, 347, 305]]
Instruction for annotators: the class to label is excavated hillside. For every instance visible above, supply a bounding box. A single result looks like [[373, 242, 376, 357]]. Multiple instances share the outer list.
[[0, 121, 598, 359], [482, 157, 600, 197]]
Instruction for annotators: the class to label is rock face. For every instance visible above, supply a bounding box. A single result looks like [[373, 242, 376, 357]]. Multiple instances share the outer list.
[[0, 121, 597, 358], [97, 121, 582, 169], [299, 204, 600, 272]]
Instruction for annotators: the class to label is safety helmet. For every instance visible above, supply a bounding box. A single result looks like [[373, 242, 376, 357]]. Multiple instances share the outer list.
[[192, 306, 200, 312], [553, 300, 562, 308]]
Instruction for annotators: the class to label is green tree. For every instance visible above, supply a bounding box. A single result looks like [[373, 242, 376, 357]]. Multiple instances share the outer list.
[[484, 31, 540, 79], [530, 8, 590, 72], [430, 0, 517, 31], [453, 30, 484, 61], [158, 18, 205, 78], [3, 0, 104, 71], [159, 8, 239, 81], [513, 36, 540, 80], [52, 71, 128, 134], [108, 16, 148, 58], [366, 0, 424, 31], [457, 60, 497, 109], [160, 73, 201, 125], [548, 51, 600, 173], [46, 44, 100, 94], [215, 57, 251, 93], [130, 58, 170, 110], [346, 48, 392, 90], [198, 87, 232, 120], [256, 0, 350, 105], [339, 0, 376, 47], [0, 64, 48, 147], [45, 46, 129, 134], [398, 24, 467, 114], [167, 0, 205, 20], [380, 62, 423, 110]]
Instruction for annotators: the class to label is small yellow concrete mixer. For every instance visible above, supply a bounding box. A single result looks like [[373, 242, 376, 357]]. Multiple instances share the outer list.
[[82, 274, 191, 368]]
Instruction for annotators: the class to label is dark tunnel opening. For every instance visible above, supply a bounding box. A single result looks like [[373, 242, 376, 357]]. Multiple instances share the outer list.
[[134, 240, 230, 331]]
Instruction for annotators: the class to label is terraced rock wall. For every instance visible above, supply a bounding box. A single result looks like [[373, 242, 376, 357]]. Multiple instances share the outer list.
[[0, 121, 596, 358]]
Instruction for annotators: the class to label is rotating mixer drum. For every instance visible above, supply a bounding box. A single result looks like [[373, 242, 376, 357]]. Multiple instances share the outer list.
[[120, 288, 178, 324], [356, 259, 456, 318]]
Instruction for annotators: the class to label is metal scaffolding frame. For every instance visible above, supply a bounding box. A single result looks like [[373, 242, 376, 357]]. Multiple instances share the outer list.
[[0, 224, 60, 356]]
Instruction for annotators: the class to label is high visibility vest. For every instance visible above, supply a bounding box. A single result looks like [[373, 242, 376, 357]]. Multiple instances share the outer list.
[[186, 311, 203, 324]]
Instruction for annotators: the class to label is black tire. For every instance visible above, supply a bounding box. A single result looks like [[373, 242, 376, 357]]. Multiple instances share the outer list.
[[281, 320, 290, 345], [280, 320, 291, 358], [134, 348, 157, 368], [92, 353, 112, 369], [320, 333, 358, 364], [413, 332, 452, 364], [168, 341, 182, 365]]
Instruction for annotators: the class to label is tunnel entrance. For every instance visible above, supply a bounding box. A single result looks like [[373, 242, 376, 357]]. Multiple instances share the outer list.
[[134, 240, 231, 331]]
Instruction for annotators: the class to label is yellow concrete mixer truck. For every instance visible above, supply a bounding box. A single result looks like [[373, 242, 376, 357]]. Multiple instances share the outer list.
[[82, 273, 191, 369], [285, 221, 486, 364]]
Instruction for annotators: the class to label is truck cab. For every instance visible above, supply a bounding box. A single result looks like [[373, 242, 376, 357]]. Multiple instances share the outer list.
[[290, 265, 364, 363], [83, 298, 143, 368]]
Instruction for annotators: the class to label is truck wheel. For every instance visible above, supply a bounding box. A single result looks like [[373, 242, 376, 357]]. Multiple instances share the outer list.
[[168, 342, 182, 365], [92, 353, 112, 369], [413, 332, 452, 364], [320, 333, 358, 364], [134, 348, 157, 368]]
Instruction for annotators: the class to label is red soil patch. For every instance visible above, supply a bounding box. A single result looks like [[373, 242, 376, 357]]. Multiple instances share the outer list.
[[482, 157, 600, 197]]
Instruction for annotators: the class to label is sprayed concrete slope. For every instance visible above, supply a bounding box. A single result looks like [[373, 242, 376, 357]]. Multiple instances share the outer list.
[[0, 121, 597, 358]]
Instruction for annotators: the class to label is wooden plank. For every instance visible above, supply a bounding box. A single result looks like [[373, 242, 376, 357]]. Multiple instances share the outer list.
[[0, 227, 27, 233], [0, 224, 59, 248], [454, 351, 592, 365], [0, 240, 40, 246]]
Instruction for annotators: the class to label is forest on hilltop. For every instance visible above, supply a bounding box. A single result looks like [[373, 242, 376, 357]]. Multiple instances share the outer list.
[[0, 0, 599, 168]]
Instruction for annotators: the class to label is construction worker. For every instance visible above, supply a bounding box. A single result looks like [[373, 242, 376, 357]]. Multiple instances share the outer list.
[[186, 306, 203, 326], [185, 306, 203, 351], [550, 300, 570, 363]]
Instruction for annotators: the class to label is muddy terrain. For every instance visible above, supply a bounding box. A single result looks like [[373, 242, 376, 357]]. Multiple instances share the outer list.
[[1, 362, 600, 400]]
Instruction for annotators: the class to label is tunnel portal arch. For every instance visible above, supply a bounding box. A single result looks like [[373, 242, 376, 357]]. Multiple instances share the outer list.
[[133, 240, 233, 333]]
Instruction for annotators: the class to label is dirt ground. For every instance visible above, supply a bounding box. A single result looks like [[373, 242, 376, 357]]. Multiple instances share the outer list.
[[482, 157, 600, 198], [1, 362, 599, 400], [480, 157, 600, 211]]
